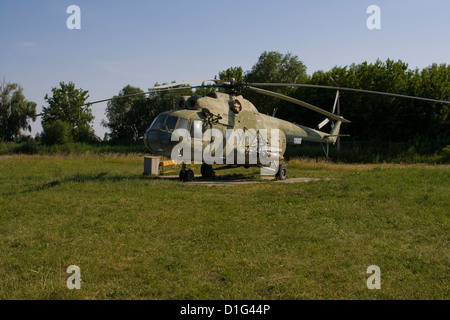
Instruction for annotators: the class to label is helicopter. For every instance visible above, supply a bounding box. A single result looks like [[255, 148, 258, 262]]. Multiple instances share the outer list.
[[83, 78, 450, 181]]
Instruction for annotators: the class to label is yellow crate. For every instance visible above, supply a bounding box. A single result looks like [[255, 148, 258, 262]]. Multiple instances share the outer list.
[[159, 158, 176, 174]]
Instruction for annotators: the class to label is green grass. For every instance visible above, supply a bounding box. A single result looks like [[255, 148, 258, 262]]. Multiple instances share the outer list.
[[0, 154, 448, 299], [2, 140, 450, 164], [0, 141, 147, 156]]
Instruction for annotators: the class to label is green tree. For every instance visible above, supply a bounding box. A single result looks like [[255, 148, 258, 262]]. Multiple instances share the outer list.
[[41, 120, 72, 145], [245, 51, 308, 84], [145, 82, 193, 130], [103, 83, 193, 141], [218, 66, 244, 83], [416, 63, 450, 139], [299, 59, 450, 151], [102, 85, 145, 141], [195, 67, 245, 96], [0, 81, 36, 141], [42, 81, 95, 142], [301, 59, 413, 140], [244, 51, 309, 115]]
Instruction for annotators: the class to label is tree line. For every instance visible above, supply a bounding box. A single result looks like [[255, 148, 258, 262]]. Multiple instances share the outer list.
[[1, 51, 449, 154]]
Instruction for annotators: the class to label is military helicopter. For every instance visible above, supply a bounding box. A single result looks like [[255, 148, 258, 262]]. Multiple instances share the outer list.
[[84, 78, 450, 181]]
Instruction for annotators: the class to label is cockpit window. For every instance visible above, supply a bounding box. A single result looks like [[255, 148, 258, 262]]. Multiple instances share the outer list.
[[163, 116, 178, 132], [190, 120, 202, 138], [149, 115, 165, 130], [176, 118, 189, 130], [148, 115, 179, 132]]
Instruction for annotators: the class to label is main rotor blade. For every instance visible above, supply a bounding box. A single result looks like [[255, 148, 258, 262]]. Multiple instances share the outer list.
[[81, 91, 149, 106], [247, 83, 450, 104], [151, 79, 217, 90], [247, 86, 350, 123], [81, 80, 217, 107]]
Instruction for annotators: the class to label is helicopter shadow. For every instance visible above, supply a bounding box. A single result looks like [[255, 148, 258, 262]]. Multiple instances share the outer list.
[[154, 172, 265, 184], [3, 172, 152, 196], [2, 171, 270, 197]]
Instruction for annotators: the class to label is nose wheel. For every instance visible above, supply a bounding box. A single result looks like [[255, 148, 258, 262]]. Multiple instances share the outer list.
[[179, 163, 195, 181], [179, 169, 194, 181]]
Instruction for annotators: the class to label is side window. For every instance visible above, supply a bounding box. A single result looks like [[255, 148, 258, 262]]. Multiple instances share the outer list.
[[176, 118, 189, 130], [190, 120, 202, 138]]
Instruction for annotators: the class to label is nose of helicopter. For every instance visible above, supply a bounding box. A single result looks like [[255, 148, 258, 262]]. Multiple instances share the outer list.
[[144, 130, 173, 154]]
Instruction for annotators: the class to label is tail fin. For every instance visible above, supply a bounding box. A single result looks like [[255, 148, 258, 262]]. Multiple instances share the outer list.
[[318, 90, 340, 129], [326, 120, 342, 144], [317, 89, 349, 144]]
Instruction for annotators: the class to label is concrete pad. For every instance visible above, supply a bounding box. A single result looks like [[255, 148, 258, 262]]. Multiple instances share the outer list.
[[157, 175, 327, 186]]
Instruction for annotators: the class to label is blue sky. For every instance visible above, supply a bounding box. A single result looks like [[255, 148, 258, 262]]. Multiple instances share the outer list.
[[1, 0, 449, 138]]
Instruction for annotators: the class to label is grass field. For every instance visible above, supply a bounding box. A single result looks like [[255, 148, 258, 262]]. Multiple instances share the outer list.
[[0, 154, 448, 299]]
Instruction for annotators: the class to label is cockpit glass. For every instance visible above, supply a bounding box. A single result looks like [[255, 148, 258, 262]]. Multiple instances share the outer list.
[[149, 115, 165, 130], [147, 115, 181, 133], [164, 116, 178, 132], [176, 118, 189, 130]]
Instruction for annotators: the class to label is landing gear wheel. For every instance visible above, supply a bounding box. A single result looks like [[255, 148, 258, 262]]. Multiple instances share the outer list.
[[201, 163, 215, 178], [185, 169, 194, 181], [179, 169, 194, 181], [275, 164, 288, 180]]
